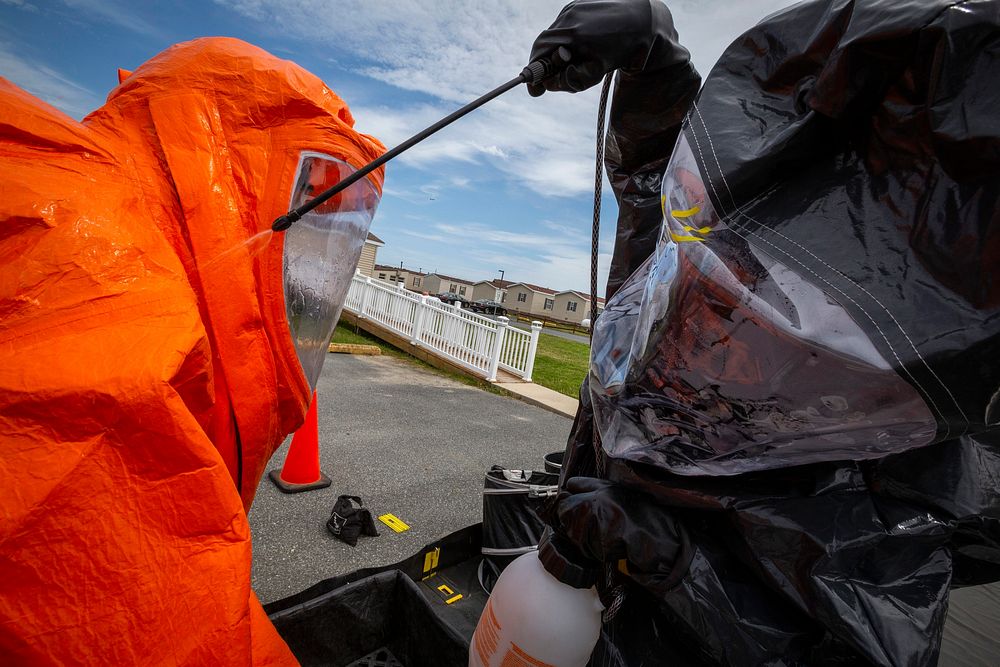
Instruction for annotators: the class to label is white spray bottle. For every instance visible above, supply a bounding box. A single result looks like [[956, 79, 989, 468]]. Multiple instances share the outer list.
[[469, 530, 604, 667]]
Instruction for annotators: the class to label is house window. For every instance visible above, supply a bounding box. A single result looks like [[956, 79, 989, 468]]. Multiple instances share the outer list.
[[517, 293, 527, 303], [449, 283, 457, 292], [459, 286, 467, 296], [500, 293, 506, 303], [378, 273, 386, 279], [413, 277, 421, 287], [567, 301, 578, 312], [544, 298, 554, 310]]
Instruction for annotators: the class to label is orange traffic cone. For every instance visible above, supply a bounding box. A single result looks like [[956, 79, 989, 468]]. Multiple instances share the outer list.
[[268, 390, 332, 493]]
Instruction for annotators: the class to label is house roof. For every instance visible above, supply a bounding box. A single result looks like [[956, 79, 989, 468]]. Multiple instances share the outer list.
[[558, 290, 605, 304], [430, 275, 601, 300], [509, 282, 557, 295], [428, 272, 476, 285], [474, 279, 515, 289], [365, 232, 384, 246], [374, 264, 425, 275]]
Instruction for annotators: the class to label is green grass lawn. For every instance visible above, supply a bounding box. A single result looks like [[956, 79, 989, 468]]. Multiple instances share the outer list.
[[531, 333, 590, 398], [331, 322, 504, 394], [332, 323, 589, 399], [331, 323, 391, 350]]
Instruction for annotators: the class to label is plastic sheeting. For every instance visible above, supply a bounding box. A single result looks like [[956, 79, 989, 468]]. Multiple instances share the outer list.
[[270, 571, 469, 667], [593, 131, 939, 475], [266, 525, 487, 665], [263, 520, 1000, 666], [550, 0, 1000, 665], [0, 38, 384, 664], [604, 57, 700, 299]]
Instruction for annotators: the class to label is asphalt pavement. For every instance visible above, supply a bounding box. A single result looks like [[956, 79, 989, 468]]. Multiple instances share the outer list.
[[249, 353, 572, 604]]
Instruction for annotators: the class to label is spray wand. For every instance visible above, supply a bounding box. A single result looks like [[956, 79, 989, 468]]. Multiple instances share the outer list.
[[271, 47, 572, 232]]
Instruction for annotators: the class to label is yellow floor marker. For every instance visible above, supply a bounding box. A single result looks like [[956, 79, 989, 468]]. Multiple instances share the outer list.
[[423, 547, 440, 574], [378, 513, 410, 533], [436, 583, 463, 605]]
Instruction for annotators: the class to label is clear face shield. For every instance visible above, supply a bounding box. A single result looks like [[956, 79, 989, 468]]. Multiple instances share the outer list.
[[590, 135, 937, 475], [283, 153, 380, 390]]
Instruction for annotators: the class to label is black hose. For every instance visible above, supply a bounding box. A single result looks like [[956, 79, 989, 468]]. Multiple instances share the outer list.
[[590, 73, 613, 341]]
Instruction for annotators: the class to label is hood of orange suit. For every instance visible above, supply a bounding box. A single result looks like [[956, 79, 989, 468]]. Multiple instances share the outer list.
[[0, 37, 385, 664], [89, 37, 387, 506]]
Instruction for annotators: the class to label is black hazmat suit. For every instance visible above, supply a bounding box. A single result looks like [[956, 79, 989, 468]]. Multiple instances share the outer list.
[[532, 1, 1000, 665]]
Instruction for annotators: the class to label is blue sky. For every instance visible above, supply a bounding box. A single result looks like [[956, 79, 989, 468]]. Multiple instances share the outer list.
[[0, 0, 797, 292]]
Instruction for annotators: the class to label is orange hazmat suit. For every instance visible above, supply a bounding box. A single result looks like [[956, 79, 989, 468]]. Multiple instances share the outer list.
[[0, 38, 385, 664]]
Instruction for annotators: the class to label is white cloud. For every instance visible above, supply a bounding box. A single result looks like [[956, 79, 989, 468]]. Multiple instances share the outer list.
[[434, 222, 572, 249], [0, 0, 163, 121], [351, 91, 603, 198], [455, 244, 613, 296], [218, 0, 800, 199], [381, 176, 473, 204], [61, 0, 162, 38], [219, 0, 801, 290], [379, 218, 613, 292], [669, 0, 802, 73], [541, 220, 591, 241], [0, 42, 100, 119], [1, 0, 39, 12], [398, 229, 450, 244], [213, 2, 567, 197]]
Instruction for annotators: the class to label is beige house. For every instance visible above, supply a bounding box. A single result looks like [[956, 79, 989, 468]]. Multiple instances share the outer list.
[[471, 279, 513, 303], [503, 282, 557, 317], [356, 232, 384, 277], [403, 269, 427, 292], [374, 264, 426, 292], [553, 290, 605, 325], [422, 273, 477, 299], [362, 258, 606, 326]]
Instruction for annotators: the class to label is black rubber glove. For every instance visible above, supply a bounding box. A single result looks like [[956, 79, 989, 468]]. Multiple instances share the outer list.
[[555, 477, 692, 590], [526, 0, 691, 96]]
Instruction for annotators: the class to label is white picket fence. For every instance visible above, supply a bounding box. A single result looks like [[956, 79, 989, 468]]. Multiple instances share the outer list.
[[343, 273, 542, 382]]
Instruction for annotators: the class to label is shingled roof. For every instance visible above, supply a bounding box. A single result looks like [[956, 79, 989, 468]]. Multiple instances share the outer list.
[[508, 282, 557, 295]]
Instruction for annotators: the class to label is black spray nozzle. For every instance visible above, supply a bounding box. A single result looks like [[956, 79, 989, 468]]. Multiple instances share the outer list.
[[271, 211, 300, 232], [520, 46, 572, 85], [272, 48, 573, 233]]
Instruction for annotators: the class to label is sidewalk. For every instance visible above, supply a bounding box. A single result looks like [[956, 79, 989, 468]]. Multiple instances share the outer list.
[[492, 379, 578, 418]]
